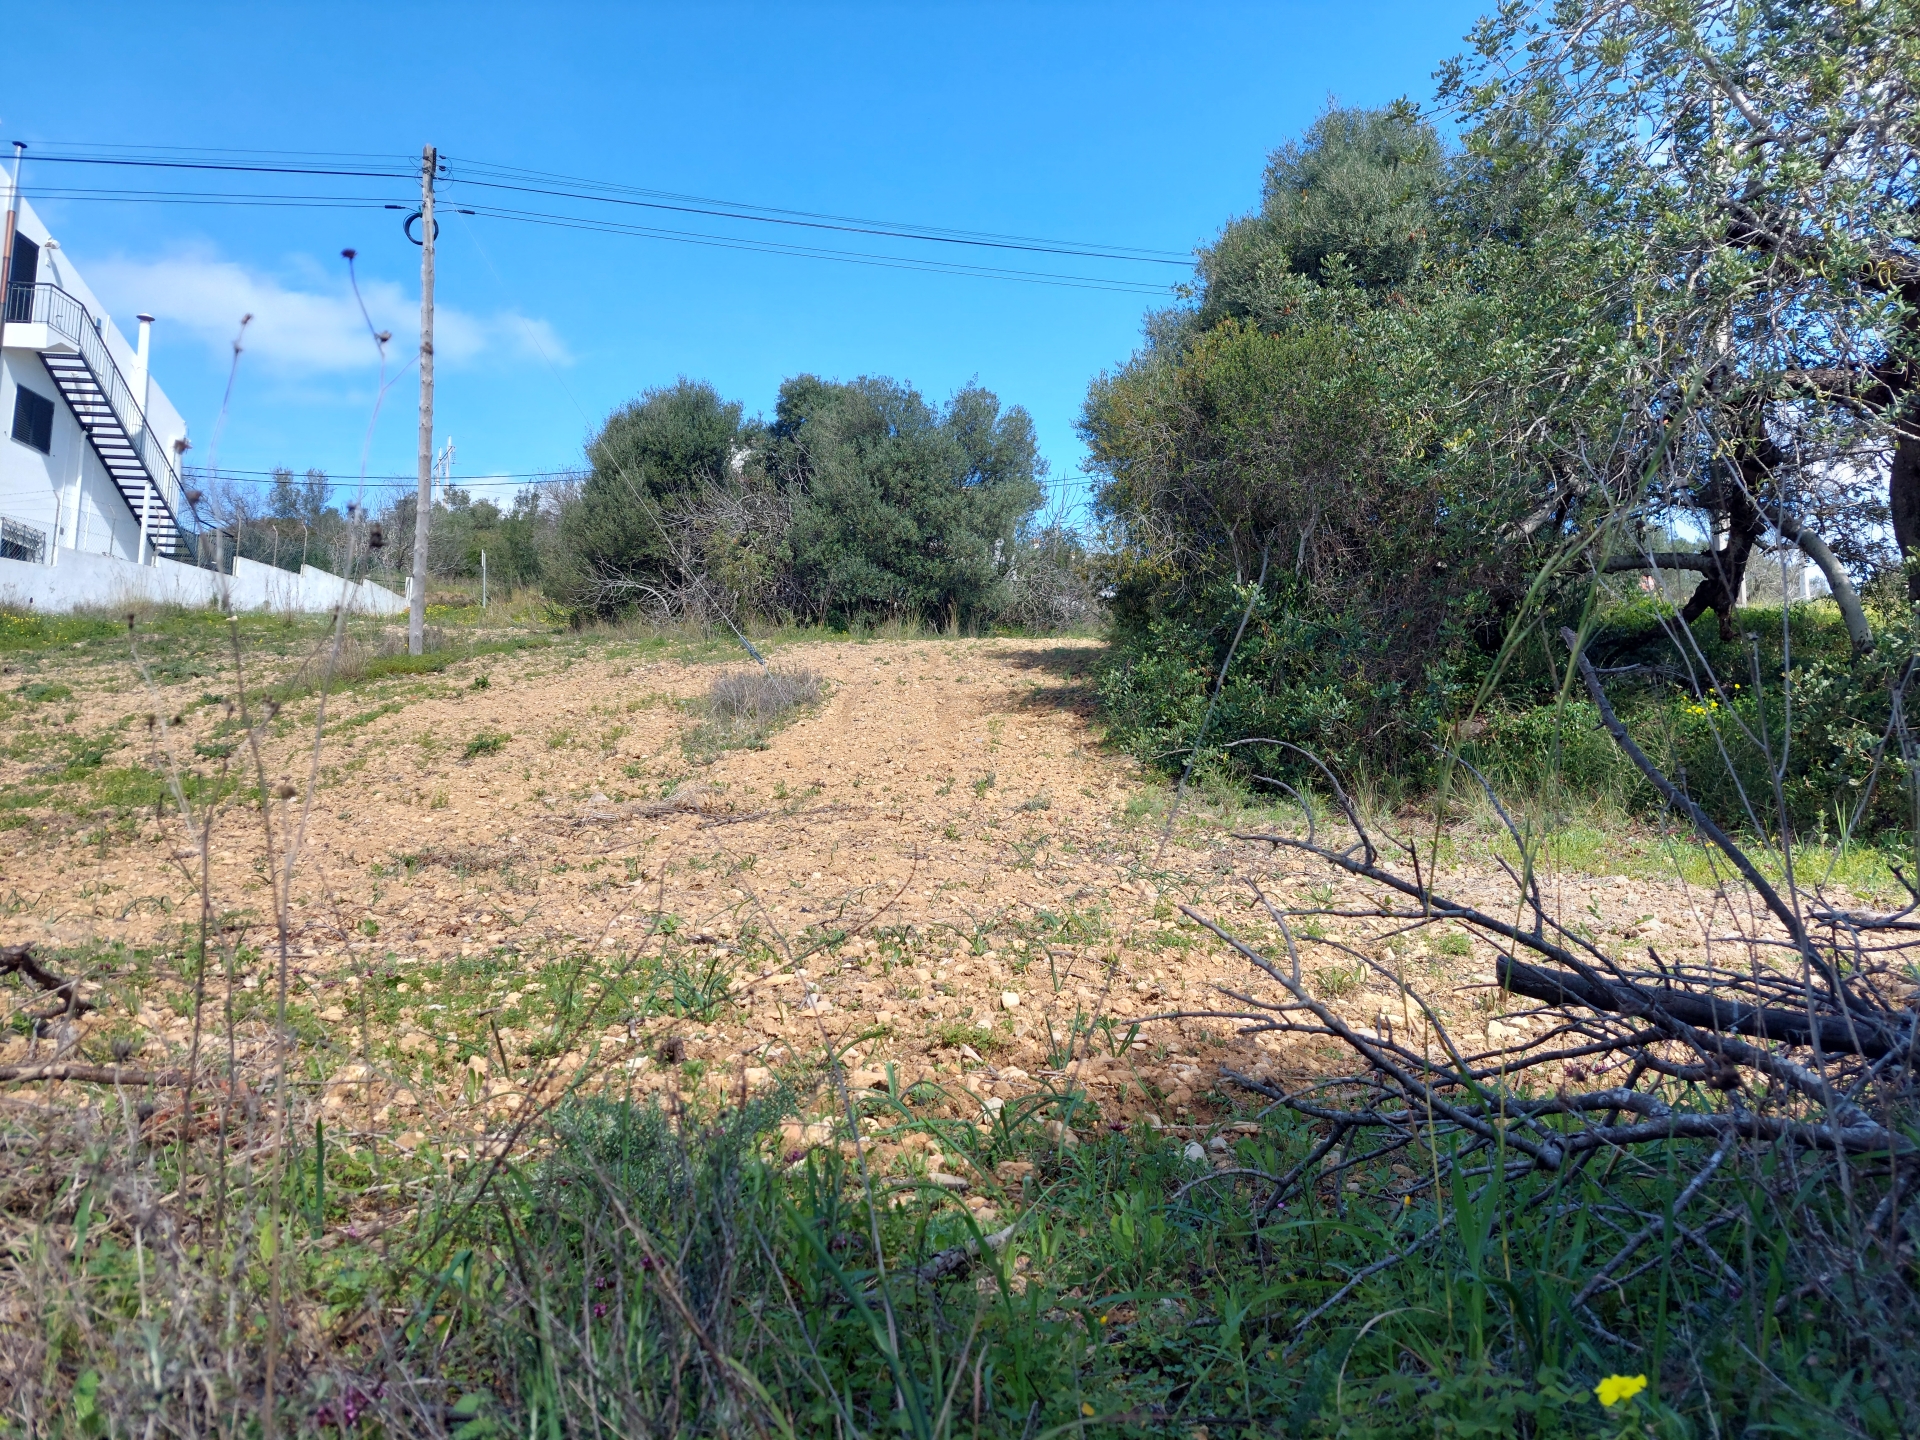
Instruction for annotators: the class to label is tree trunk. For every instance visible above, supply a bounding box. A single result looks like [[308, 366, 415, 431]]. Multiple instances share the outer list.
[[1889, 281, 1920, 600], [1680, 433, 1773, 640], [1891, 419, 1920, 602]]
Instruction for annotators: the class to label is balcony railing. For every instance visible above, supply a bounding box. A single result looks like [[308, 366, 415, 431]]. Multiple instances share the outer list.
[[3, 281, 186, 531]]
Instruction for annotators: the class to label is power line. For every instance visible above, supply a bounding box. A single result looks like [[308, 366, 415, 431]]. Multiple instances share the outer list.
[[25, 185, 403, 210], [17, 140, 1141, 493], [443, 198, 1174, 294], [25, 182, 1177, 295], [191, 466, 571, 488], [443, 166, 1191, 265], [443, 154, 1191, 259], [190, 468, 1095, 501], [18, 147, 1193, 267]]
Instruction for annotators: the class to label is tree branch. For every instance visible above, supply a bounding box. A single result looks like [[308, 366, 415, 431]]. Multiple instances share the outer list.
[[1760, 501, 1873, 653], [1496, 954, 1901, 1059]]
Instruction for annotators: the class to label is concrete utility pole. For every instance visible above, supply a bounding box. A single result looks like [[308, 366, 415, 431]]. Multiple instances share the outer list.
[[408, 144, 437, 655]]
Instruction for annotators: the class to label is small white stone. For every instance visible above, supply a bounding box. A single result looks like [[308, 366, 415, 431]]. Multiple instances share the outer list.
[[1183, 1141, 1206, 1163], [1001, 991, 1021, 1010]]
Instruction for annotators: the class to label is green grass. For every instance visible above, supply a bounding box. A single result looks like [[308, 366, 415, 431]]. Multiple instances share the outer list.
[[350, 1080, 1908, 1440], [1464, 794, 1912, 904], [462, 728, 511, 759], [0, 608, 123, 652], [333, 700, 406, 732], [263, 632, 551, 706]]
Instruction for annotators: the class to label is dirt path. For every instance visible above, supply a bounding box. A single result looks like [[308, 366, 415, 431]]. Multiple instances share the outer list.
[[2, 630, 1766, 1171]]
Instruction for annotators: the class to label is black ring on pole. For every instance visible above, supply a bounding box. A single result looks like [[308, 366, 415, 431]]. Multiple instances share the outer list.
[[403, 211, 439, 245]]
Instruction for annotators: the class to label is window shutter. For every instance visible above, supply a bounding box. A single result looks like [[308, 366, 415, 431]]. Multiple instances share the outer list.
[[10, 386, 54, 455]]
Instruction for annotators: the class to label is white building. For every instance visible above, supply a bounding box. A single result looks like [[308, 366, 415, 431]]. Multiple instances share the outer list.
[[0, 192, 403, 616], [2, 196, 193, 569]]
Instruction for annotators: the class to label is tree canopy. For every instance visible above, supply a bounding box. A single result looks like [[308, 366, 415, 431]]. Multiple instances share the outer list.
[[1085, 23, 1920, 828], [545, 373, 1047, 628], [549, 379, 748, 614], [779, 376, 1044, 627]]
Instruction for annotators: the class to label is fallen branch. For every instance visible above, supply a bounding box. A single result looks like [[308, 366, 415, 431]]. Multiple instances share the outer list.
[[1571, 1134, 1734, 1309], [1562, 629, 1842, 992], [1282, 1215, 1450, 1357], [0, 1063, 189, 1086], [1497, 953, 1905, 1060], [0, 943, 95, 1018]]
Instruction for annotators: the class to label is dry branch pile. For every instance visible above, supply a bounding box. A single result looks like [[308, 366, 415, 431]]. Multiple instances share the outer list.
[[1185, 634, 1919, 1347]]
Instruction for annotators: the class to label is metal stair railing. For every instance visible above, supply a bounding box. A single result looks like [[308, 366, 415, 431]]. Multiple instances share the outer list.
[[5, 282, 190, 550]]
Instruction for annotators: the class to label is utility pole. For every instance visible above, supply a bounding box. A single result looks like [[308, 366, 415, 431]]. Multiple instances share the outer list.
[[408, 144, 436, 655]]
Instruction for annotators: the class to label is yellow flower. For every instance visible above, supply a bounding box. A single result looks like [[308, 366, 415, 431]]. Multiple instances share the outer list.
[[1081, 1403, 1096, 1417], [1595, 1373, 1648, 1407]]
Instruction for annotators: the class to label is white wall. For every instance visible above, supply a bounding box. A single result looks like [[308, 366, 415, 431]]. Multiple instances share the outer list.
[[0, 549, 405, 615], [0, 349, 64, 551]]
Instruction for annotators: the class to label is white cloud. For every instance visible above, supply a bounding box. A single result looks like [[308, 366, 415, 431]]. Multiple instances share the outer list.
[[85, 246, 571, 375]]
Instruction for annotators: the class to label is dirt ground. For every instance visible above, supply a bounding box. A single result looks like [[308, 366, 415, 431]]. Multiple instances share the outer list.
[[1, 627, 1779, 1197]]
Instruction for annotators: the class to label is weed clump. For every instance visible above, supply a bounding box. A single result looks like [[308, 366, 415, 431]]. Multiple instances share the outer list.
[[707, 666, 822, 726], [463, 729, 510, 759], [685, 666, 823, 757]]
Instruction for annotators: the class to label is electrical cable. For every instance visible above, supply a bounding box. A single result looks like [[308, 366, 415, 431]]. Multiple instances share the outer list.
[[440, 195, 1174, 294], [18, 146, 1192, 266], [26, 182, 1175, 294], [442, 153, 1190, 257], [443, 168, 1191, 264]]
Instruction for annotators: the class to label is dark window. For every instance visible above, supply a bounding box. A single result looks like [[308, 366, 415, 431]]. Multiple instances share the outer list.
[[9, 235, 38, 289], [10, 384, 54, 454], [5, 235, 37, 322]]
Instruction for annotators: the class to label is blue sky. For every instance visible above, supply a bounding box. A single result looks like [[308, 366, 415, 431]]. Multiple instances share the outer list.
[[6, 1, 1485, 519]]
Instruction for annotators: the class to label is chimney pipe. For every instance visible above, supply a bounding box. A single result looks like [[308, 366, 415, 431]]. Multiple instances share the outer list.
[[132, 315, 156, 565], [133, 314, 155, 417]]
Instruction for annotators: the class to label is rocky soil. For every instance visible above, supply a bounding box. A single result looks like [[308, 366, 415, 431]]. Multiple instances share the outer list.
[[1, 625, 1792, 1215]]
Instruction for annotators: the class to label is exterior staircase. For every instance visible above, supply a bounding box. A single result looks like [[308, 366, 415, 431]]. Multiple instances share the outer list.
[[5, 283, 193, 562]]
